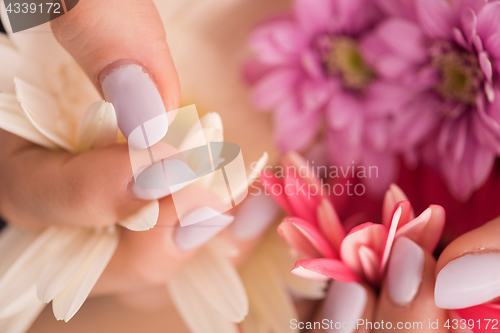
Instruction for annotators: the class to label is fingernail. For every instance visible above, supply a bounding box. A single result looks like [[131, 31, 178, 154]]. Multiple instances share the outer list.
[[101, 62, 168, 149], [175, 207, 235, 250], [132, 159, 197, 200], [386, 237, 424, 306], [231, 193, 281, 240], [323, 281, 366, 333], [435, 252, 500, 309]]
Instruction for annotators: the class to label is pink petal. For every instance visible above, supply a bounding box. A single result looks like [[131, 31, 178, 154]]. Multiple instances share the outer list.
[[479, 51, 493, 82], [294, 0, 334, 36], [299, 79, 333, 113], [273, 99, 321, 152], [292, 258, 360, 282], [379, 206, 403, 275], [376, 18, 427, 63], [282, 151, 324, 191], [401, 205, 445, 253], [260, 170, 292, 214], [451, 116, 468, 164], [375, 55, 413, 79], [251, 69, 300, 110], [485, 32, 500, 58], [461, 7, 477, 43], [416, 0, 456, 39], [365, 82, 416, 117], [382, 184, 411, 227], [279, 218, 337, 259], [361, 150, 398, 198], [317, 199, 345, 254], [477, 1, 500, 40], [471, 144, 495, 186], [340, 222, 387, 276], [453, 27, 471, 51], [375, 0, 417, 20], [358, 246, 381, 285], [327, 93, 361, 130], [283, 173, 318, 222]]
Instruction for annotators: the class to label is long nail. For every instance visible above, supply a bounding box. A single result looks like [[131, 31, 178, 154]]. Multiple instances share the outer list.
[[101, 62, 168, 149], [132, 159, 197, 200], [435, 252, 500, 309], [386, 237, 424, 306], [323, 281, 367, 333], [231, 193, 281, 240], [175, 207, 235, 250]]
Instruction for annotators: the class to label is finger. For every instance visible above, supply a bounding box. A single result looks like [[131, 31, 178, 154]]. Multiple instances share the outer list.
[[376, 237, 447, 333], [0, 130, 176, 229], [93, 191, 236, 294], [435, 215, 500, 310], [310, 281, 376, 333], [50, 0, 180, 149]]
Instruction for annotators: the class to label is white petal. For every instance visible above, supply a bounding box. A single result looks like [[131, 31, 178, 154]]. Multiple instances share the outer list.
[[118, 200, 159, 231], [0, 226, 39, 276], [0, 93, 58, 149], [0, 227, 65, 317], [0, 294, 45, 333], [200, 112, 223, 132], [37, 229, 103, 303], [76, 101, 118, 152], [14, 78, 75, 151], [167, 274, 239, 333], [52, 228, 119, 322], [175, 243, 249, 322], [0, 43, 44, 94]]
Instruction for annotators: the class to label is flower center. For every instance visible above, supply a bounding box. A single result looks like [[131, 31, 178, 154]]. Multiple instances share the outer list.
[[317, 35, 374, 90], [432, 50, 483, 105]]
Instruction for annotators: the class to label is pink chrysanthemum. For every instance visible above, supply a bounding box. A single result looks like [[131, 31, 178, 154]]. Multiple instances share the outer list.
[[365, 0, 500, 200], [261, 153, 445, 286], [246, 0, 407, 195]]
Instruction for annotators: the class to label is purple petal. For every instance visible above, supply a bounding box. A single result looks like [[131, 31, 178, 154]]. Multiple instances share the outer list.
[[365, 118, 389, 151], [375, 0, 417, 20], [472, 113, 500, 153], [461, 7, 477, 43], [376, 18, 427, 63], [473, 34, 484, 53], [251, 69, 301, 110], [273, 99, 321, 152], [294, 0, 334, 36], [299, 79, 335, 113], [301, 50, 325, 79], [376, 55, 413, 79], [485, 32, 500, 58], [249, 19, 304, 65], [453, 27, 472, 51], [327, 93, 361, 130], [479, 51, 493, 82], [451, 116, 468, 164], [365, 82, 417, 117], [326, 117, 364, 166], [471, 143, 495, 186], [416, 0, 456, 39], [477, 2, 500, 40]]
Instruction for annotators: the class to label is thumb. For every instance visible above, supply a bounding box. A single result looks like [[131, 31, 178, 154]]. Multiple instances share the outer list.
[[435, 215, 500, 309], [50, 0, 180, 149]]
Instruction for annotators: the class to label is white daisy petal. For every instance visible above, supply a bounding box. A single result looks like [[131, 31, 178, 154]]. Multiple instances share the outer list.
[[167, 273, 239, 333], [118, 200, 159, 231], [0, 44, 43, 93], [76, 100, 118, 152], [176, 242, 249, 322], [52, 228, 119, 322], [0, 294, 45, 333], [0, 93, 58, 149], [14, 77, 75, 151], [37, 229, 103, 303], [0, 227, 68, 317]]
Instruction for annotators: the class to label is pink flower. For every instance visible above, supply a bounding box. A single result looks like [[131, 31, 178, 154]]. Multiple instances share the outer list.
[[261, 153, 445, 286], [365, 0, 500, 200], [246, 0, 401, 196]]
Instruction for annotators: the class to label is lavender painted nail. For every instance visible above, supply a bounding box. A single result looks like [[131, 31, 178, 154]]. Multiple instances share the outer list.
[[101, 63, 168, 149]]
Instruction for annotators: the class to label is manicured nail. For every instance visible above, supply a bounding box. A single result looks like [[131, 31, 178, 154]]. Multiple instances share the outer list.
[[435, 252, 500, 309], [386, 237, 424, 306], [132, 159, 197, 200], [101, 62, 168, 149], [231, 193, 281, 240], [175, 207, 235, 250], [323, 281, 366, 333]]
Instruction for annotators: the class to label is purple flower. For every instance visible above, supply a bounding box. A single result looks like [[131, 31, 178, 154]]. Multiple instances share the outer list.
[[245, 0, 405, 196], [366, 0, 500, 200]]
